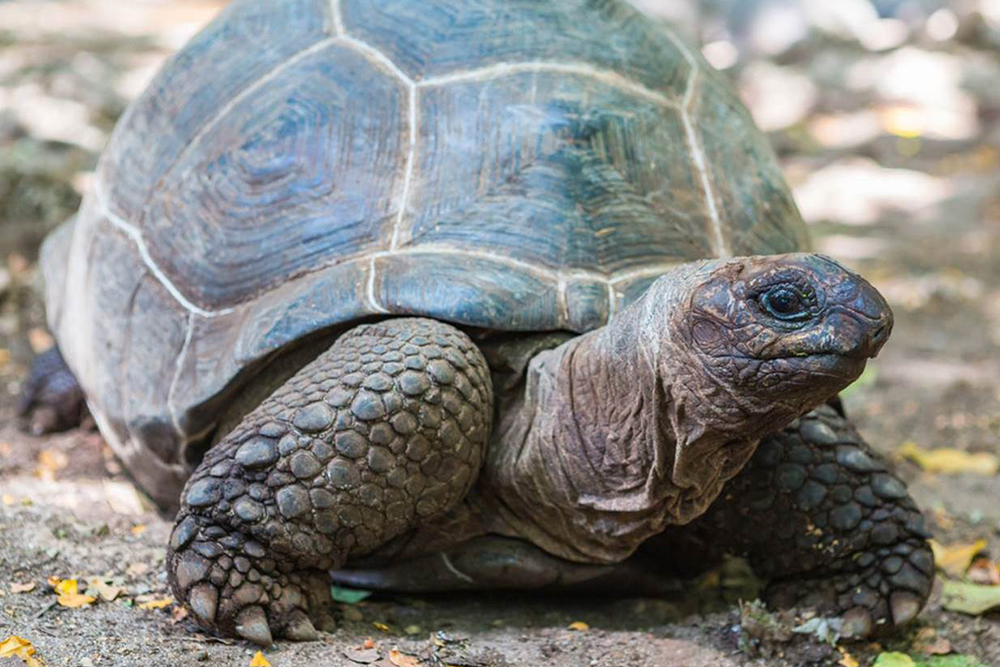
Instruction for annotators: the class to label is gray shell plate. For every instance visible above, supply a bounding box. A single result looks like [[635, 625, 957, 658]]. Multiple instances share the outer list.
[[43, 0, 808, 504]]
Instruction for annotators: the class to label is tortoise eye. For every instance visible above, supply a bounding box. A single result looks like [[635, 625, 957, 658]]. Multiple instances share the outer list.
[[759, 285, 812, 321]]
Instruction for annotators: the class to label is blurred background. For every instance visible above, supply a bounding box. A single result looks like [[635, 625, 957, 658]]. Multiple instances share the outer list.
[[2, 1, 1000, 665]]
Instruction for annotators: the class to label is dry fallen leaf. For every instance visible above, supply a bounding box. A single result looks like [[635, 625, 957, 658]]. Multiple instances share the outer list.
[[373, 622, 390, 632], [54, 579, 96, 608], [344, 646, 380, 664], [86, 577, 123, 602], [27, 328, 54, 354], [249, 651, 271, 667], [899, 442, 1000, 475], [138, 597, 174, 610], [930, 538, 987, 578], [130, 524, 146, 535], [967, 558, 1000, 586], [126, 562, 149, 577], [911, 627, 952, 655], [1, 494, 14, 506], [10, 582, 36, 593], [171, 606, 189, 624], [567, 621, 589, 631], [35, 450, 68, 481], [103, 480, 148, 516], [388, 648, 422, 667], [0, 636, 46, 667]]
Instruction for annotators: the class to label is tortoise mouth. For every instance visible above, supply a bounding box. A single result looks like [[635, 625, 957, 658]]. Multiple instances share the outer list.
[[768, 351, 868, 382]]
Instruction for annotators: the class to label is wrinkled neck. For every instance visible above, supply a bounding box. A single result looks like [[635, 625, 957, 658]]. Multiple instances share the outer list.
[[485, 263, 760, 562]]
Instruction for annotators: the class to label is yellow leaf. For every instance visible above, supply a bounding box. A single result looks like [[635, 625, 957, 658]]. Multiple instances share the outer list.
[[249, 651, 271, 667], [373, 622, 390, 632], [46, 576, 60, 589], [55, 579, 78, 596], [0, 636, 46, 666], [567, 621, 589, 631], [57, 592, 97, 608], [838, 650, 859, 667], [54, 579, 95, 608], [389, 648, 422, 667], [930, 538, 987, 578], [130, 524, 146, 535], [2, 493, 13, 505], [10, 582, 36, 593], [138, 597, 174, 609], [899, 442, 1000, 475]]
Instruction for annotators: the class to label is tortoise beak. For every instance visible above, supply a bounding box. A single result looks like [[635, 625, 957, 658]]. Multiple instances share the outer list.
[[814, 254, 893, 360]]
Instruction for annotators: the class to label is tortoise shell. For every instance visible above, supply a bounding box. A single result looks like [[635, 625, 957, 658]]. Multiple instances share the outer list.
[[41, 0, 808, 505]]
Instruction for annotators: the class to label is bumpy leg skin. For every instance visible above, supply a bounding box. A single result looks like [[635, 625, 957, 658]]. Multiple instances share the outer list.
[[17, 346, 87, 434], [657, 403, 933, 637], [167, 318, 492, 645]]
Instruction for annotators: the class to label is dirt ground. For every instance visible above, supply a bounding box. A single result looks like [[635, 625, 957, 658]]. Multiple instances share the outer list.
[[3, 1, 1000, 665]]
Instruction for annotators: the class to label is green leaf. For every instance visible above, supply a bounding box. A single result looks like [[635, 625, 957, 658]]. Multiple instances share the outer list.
[[874, 653, 916, 667], [330, 585, 372, 604], [917, 656, 990, 667], [941, 579, 1000, 615]]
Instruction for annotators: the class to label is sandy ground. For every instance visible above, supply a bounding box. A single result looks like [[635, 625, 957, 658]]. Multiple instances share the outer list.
[[4, 1, 1000, 665]]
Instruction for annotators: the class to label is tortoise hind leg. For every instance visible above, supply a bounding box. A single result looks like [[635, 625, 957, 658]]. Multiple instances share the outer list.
[[167, 318, 492, 645], [646, 403, 933, 637], [17, 346, 87, 434]]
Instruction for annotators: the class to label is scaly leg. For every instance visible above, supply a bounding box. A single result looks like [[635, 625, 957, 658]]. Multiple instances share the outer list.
[[167, 318, 493, 645], [647, 403, 933, 637]]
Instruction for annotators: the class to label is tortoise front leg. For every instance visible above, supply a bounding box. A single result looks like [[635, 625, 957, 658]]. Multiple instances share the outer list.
[[651, 403, 933, 637], [167, 318, 492, 645]]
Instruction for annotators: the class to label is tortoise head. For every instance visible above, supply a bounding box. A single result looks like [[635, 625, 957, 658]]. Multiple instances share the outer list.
[[631, 253, 892, 517], [682, 253, 892, 409]]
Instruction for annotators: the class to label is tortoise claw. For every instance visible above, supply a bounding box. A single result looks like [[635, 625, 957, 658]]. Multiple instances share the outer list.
[[890, 591, 922, 627], [188, 583, 218, 625], [282, 609, 319, 641], [841, 607, 873, 639], [236, 606, 273, 647]]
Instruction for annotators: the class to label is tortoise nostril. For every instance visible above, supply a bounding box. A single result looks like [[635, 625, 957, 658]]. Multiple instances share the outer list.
[[868, 320, 891, 355]]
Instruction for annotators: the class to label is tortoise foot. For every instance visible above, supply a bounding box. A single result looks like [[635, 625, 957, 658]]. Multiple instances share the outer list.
[[764, 534, 933, 637], [17, 346, 87, 435], [168, 515, 334, 646]]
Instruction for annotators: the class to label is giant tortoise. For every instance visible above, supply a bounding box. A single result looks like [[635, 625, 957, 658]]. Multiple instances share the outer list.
[[20, 0, 933, 646]]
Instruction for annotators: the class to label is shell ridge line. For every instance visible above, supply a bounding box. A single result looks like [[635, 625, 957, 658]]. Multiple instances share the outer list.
[[94, 181, 228, 318], [329, 0, 345, 35], [366, 255, 389, 313], [389, 84, 419, 250], [556, 274, 569, 327], [372, 245, 564, 283], [418, 61, 678, 109], [167, 313, 196, 436], [662, 28, 730, 258]]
